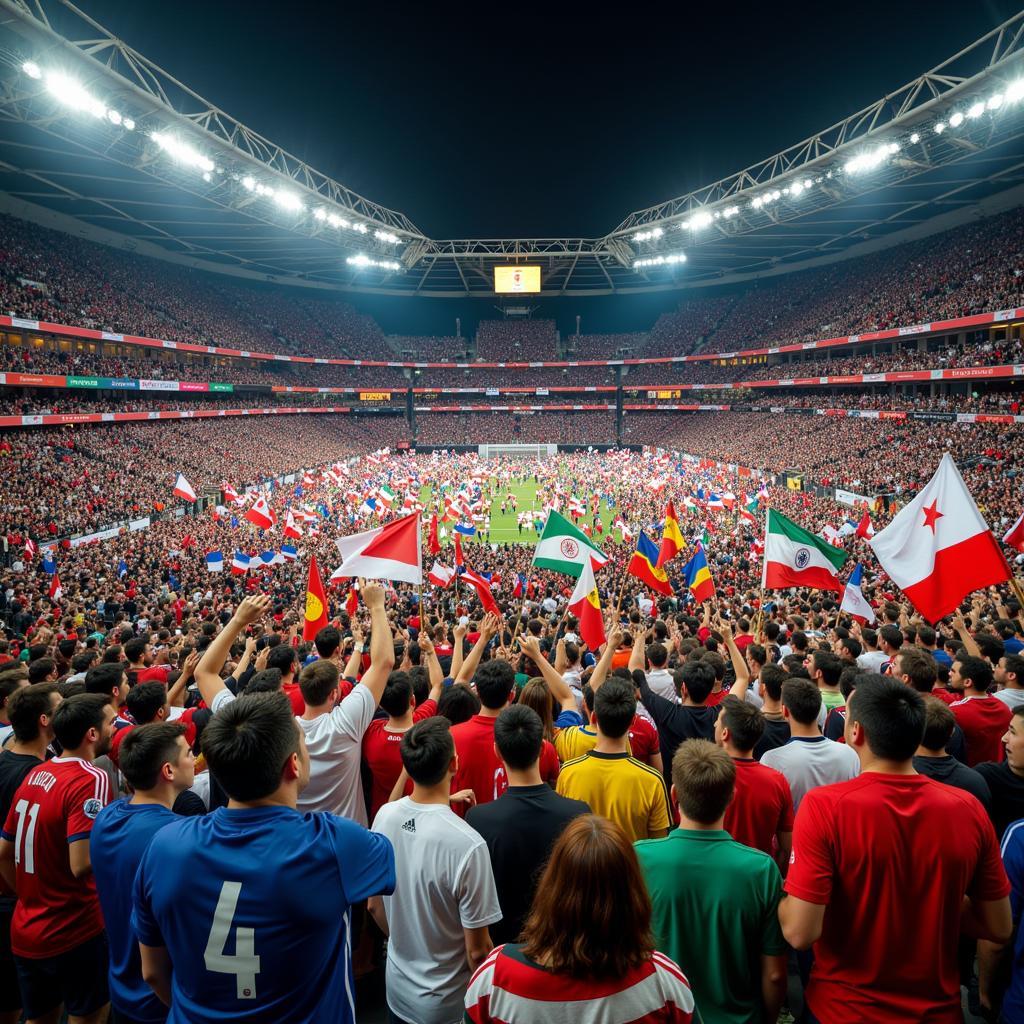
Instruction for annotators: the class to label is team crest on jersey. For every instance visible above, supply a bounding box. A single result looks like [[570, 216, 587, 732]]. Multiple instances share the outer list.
[[83, 798, 103, 819]]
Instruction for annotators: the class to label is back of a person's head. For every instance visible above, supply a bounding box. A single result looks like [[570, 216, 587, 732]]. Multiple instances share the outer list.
[[674, 660, 715, 704], [437, 685, 480, 725], [916, 625, 937, 647], [123, 637, 147, 664], [494, 705, 543, 770], [957, 654, 993, 693], [746, 643, 767, 668], [520, 814, 653, 979], [671, 739, 736, 825], [125, 681, 167, 724], [120, 722, 187, 792], [920, 694, 956, 751], [879, 624, 903, 651], [896, 647, 937, 693], [849, 674, 925, 761], [313, 626, 341, 659], [781, 677, 822, 724], [401, 717, 454, 786], [718, 696, 765, 753], [564, 642, 580, 665], [840, 637, 862, 661], [27, 644, 47, 663], [298, 659, 338, 707], [976, 633, 1006, 665], [517, 679, 553, 729], [703, 651, 726, 682], [380, 671, 414, 718], [861, 627, 878, 649], [759, 663, 786, 702], [8, 682, 58, 743], [790, 630, 808, 652], [71, 650, 98, 674], [244, 668, 283, 695], [52, 692, 109, 751], [267, 644, 296, 677], [594, 678, 636, 739], [84, 662, 123, 698], [812, 650, 843, 687], [647, 642, 668, 669], [201, 692, 297, 802], [474, 659, 515, 710]]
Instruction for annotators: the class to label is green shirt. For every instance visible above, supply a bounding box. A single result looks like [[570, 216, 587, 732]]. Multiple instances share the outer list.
[[820, 689, 845, 712], [635, 828, 785, 1024]]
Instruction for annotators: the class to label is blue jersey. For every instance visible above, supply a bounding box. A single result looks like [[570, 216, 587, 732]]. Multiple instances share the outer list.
[[132, 805, 395, 1023], [91, 799, 177, 1023], [1001, 818, 1024, 1021]]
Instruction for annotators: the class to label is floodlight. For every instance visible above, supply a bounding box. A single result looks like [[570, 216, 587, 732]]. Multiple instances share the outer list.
[[241, 175, 256, 191], [347, 254, 400, 271], [106, 109, 121, 126], [374, 229, 400, 243], [723, 206, 739, 218], [313, 208, 327, 221], [202, 171, 211, 182], [21, 61, 41, 80], [909, 132, 920, 143], [690, 211, 713, 229], [353, 223, 368, 234], [790, 181, 803, 196], [123, 117, 135, 131], [934, 122, 946, 134], [46, 72, 105, 118], [273, 191, 303, 211], [949, 111, 964, 127], [988, 93, 1003, 110], [1007, 80, 1024, 103], [967, 101, 985, 119], [151, 131, 214, 173], [327, 213, 347, 228]]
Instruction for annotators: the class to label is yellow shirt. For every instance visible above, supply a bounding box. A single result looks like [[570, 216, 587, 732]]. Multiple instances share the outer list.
[[556, 725, 633, 763], [556, 750, 671, 843]]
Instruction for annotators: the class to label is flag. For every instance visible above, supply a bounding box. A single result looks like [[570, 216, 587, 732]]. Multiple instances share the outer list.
[[428, 561, 456, 588], [454, 522, 476, 536], [533, 510, 609, 578], [454, 532, 465, 569], [628, 532, 673, 596], [345, 585, 359, 618], [41, 553, 56, 575], [567, 558, 606, 651], [283, 508, 303, 540], [1004, 509, 1024, 552], [49, 574, 62, 602], [656, 502, 686, 569], [331, 513, 422, 585], [173, 473, 197, 502], [762, 509, 848, 593], [840, 564, 876, 624], [116, 558, 129, 579], [820, 525, 843, 548], [706, 493, 725, 511], [461, 566, 500, 616], [513, 572, 528, 598], [378, 484, 396, 508], [429, 514, 441, 555], [855, 510, 876, 540], [868, 453, 1011, 622], [721, 491, 736, 510], [257, 551, 280, 569], [167, 572, 180, 592], [681, 544, 715, 603], [231, 552, 250, 575], [245, 495, 276, 531], [359, 497, 377, 518], [206, 552, 224, 573], [23, 538, 35, 560], [303, 556, 329, 641], [280, 544, 298, 562], [223, 481, 240, 503]]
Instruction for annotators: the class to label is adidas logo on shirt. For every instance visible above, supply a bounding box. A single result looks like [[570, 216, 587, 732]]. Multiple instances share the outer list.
[[401, 819, 416, 833]]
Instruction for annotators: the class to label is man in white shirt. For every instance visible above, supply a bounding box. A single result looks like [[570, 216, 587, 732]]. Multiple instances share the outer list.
[[643, 641, 677, 703], [856, 627, 889, 673], [761, 677, 860, 811], [370, 717, 501, 1024]]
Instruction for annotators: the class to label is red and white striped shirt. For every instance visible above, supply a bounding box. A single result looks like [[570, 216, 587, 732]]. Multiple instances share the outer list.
[[465, 943, 694, 1024]]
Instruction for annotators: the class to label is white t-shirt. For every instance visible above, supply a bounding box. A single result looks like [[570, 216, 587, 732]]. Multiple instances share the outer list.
[[296, 684, 375, 824], [645, 668, 677, 703], [857, 650, 889, 673], [994, 688, 1024, 710], [760, 736, 861, 811], [372, 797, 502, 1024]]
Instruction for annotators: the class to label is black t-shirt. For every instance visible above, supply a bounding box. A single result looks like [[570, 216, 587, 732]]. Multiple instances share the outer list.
[[466, 784, 590, 946], [635, 671, 719, 781], [0, 751, 42, 906], [912, 755, 991, 810], [975, 760, 1024, 840], [755, 716, 792, 759]]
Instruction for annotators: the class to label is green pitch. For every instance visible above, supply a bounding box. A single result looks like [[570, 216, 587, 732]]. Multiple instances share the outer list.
[[417, 479, 618, 545]]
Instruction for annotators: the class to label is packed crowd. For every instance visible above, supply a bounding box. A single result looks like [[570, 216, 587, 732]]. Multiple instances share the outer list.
[[414, 412, 617, 445]]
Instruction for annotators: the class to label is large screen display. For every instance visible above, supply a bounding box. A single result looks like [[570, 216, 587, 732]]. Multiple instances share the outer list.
[[494, 266, 541, 293]]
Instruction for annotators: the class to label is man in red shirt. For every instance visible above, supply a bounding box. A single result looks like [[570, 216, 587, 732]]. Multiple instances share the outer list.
[[0, 693, 115, 1024], [780, 675, 1011, 1023], [715, 696, 793, 868], [950, 655, 1011, 766]]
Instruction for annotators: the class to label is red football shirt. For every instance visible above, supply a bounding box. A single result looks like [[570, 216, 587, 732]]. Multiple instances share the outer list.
[[1, 756, 111, 958], [451, 713, 502, 813], [723, 757, 794, 856], [705, 689, 729, 708], [136, 664, 172, 685], [282, 682, 305, 716], [785, 773, 1009, 1023], [950, 695, 1011, 766], [627, 715, 660, 764], [931, 687, 957, 705], [362, 699, 438, 820]]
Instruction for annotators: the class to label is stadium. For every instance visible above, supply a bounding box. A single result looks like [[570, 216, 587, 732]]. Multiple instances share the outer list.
[[1, 2, 1024, 1022]]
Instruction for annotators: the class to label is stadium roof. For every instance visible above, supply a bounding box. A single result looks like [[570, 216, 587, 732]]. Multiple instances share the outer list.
[[0, 1, 1023, 296]]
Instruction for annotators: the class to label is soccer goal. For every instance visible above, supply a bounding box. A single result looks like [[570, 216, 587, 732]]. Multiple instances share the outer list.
[[477, 443, 557, 459]]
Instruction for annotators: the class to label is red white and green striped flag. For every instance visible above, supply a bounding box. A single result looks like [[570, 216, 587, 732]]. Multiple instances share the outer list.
[[761, 509, 848, 593]]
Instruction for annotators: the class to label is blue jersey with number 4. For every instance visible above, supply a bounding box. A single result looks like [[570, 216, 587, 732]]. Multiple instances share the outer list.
[[132, 805, 395, 1023]]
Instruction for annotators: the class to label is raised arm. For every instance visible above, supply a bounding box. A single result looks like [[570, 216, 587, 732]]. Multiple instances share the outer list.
[[951, 612, 982, 660], [354, 582, 396, 706], [518, 634, 576, 713], [450, 623, 467, 681], [166, 650, 200, 708], [717, 618, 751, 700], [628, 625, 646, 674], [588, 627, 624, 695], [418, 634, 444, 701], [195, 595, 271, 707], [454, 614, 500, 687]]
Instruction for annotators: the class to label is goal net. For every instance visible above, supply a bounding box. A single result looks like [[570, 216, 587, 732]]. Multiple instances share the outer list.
[[477, 443, 557, 459]]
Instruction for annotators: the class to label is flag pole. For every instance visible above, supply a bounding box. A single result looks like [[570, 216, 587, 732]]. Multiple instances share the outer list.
[[613, 568, 629, 622]]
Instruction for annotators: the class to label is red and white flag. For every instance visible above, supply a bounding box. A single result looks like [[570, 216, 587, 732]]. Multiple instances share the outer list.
[[245, 495, 276, 531], [855, 510, 875, 540], [222, 481, 240, 504], [1004, 509, 1024, 553], [461, 566, 500, 617], [23, 538, 36, 560], [331, 513, 422, 585], [283, 508, 303, 540], [427, 561, 456, 588], [173, 473, 197, 502], [49, 574, 62, 602], [868, 453, 1010, 622]]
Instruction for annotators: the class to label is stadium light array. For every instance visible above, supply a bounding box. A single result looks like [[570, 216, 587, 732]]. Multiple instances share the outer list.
[[347, 254, 401, 271], [632, 228, 663, 242], [633, 253, 686, 269], [151, 131, 214, 173]]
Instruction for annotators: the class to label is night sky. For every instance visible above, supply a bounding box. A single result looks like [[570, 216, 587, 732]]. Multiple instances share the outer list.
[[51, 1, 1024, 333]]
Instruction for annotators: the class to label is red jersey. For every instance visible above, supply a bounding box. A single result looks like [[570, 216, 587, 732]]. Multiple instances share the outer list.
[[1, 756, 111, 958], [627, 715, 660, 764], [362, 699, 438, 820], [451, 713, 502, 813], [786, 773, 1009, 1023], [950, 695, 1011, 766], [495, 739, 560, 797], [723, 758, 794, 856], [136, 664, 172, 686], [282, 682, 305, 716], [931, 687, 958, 705], [705, 689, 729, 708]]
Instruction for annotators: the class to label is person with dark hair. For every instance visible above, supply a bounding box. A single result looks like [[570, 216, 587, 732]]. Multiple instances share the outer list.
[[912, 696, 991, 808], [0, 670, 28, 747], [91, 723, 195, 1024], [715, 697, 793, 864], [809, 650, 844, 714], [780, 675, 1012, 1024], [370, 717, 501, 1024], [466, 814, 695, 1024], [26, 657, 56, 686], [951, 655, 1011, 767], [976, 706, 1024, 841], [266, 643, 302, 714], [131, 689, 395, 1024], [877, 624, 903, 671], [995, 653, 1024, 711], [437, 684, 480, 725], [556, 678, 671, 843], [467, 706, 589, 945], [761, 678, 859, 811], [636, 741, 784, 1024], [0, 693, 114, 1024], [84, 661, 129, 720], [753, 663, 791, 759], [856, 627, 888, 673]]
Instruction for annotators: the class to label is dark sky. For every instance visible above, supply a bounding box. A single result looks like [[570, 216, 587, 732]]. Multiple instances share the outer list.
[[74, 0, 1019, 240]]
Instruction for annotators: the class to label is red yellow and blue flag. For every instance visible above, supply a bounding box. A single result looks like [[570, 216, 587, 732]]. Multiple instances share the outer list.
[[681, 543, 715, 604], [628, 532, 673, 596]]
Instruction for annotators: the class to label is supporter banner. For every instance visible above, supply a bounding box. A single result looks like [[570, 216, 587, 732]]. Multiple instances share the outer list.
[[106, 378, 140, 390], [536, 388, 549, 396], [912, 411, 957, 422], [835, 489, 874, 507], [179, 382, 210, 393], [6, 372, 66, 387], [10, 317, 39, 330], [69, 526, 122, 548], [209, 382, 234, 392], [66, 376, 100, 388], [139, 379, 180, 391], [128, 517, 151, 531]]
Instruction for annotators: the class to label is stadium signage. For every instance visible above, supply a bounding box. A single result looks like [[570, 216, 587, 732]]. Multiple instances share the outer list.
[[10, 318, 38, 330], [107, 378, 140, 390], [209, 382, 234, 392], [66, 376, 100, 388], [139, 379, 180, 391], [359, 391, 391, 401]]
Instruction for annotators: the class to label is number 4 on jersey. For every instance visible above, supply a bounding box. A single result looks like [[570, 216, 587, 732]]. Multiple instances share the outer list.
[[204, 881, 260, 999]]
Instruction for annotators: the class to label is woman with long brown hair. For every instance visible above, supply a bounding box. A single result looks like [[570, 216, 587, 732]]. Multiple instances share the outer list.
[[464, 814, 695, 1023]]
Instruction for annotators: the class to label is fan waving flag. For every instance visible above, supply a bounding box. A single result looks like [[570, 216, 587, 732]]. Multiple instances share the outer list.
[[427, 562, 456, 588], [41, 552, 56, 575], [283, 508, 303, 540], [628, 532, 673, 596], [855, 510, 876, 540], [303, 555, 329, 642], [567, 558, 606, 652], [173, 473, 197, 502], [533, 510, 608, 578], [331, 513, 422, 584], [840, 564, 876, 623], [428, 514, 441, 556], [762, 509, 848, 593], [1004, 508, 1024, 553], [461, 566, 501, 616], [205, 552, 224, 573], [231, 552, 250, 575], [656, 501, 685, 568], [680, 544, 715, 604], [245, 495, 276, 531], [49, 574, 62, 602], [869, 453, 1010, 622]]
